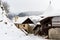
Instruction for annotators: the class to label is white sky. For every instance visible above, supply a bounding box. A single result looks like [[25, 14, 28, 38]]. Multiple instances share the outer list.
[[2, 0, 60, 13]]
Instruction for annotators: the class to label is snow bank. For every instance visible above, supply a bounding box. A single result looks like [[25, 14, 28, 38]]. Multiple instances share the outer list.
[[0, 11, 26, 40]]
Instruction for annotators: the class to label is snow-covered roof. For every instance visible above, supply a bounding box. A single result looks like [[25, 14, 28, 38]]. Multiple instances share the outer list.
[[12, 16, 41, 24], [13, 16, 28, 24], [29, 24, 36, 28], [41, 9, 60, 17], [36, 22, 40, 25], [29, 16, 41, 24], [40, 9, 60, 21], [39, 2, 60, 21]]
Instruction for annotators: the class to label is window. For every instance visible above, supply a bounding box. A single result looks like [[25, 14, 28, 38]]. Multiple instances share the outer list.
[[23, 25, 25, 27]]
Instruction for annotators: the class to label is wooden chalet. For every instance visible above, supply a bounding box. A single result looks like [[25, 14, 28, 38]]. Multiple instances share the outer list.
[[13, 17, 34, 33]]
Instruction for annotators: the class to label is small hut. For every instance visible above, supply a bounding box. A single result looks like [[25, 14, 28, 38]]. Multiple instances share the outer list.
[[13, 17, 34, 33]]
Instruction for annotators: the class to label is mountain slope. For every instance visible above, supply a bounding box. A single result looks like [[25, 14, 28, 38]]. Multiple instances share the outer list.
[[18, 11, 43, 17]]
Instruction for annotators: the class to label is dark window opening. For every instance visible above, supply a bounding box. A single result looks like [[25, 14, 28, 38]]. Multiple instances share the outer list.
[[23, 25, 25, 27]]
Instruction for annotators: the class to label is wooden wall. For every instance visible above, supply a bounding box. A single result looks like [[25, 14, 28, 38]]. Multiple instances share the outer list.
[[15, 24, 34, 33]]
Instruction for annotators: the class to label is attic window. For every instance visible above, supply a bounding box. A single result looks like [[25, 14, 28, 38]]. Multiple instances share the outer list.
[[23, 25, 25, 27]]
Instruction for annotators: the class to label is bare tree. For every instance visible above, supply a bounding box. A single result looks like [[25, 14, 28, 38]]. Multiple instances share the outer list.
[[2, 2, 9, 13], [0, 0, 1, 5]]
